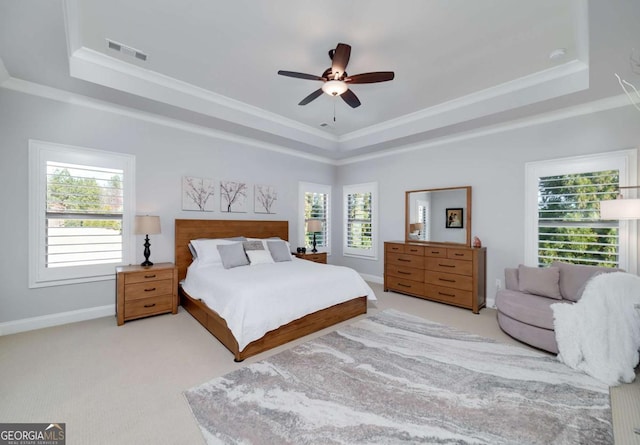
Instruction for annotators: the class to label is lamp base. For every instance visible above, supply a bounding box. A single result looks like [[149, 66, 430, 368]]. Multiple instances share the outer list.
[[140, 260, 154, 267], [141, 235, 153, 267], [312, 233, 318, 253]]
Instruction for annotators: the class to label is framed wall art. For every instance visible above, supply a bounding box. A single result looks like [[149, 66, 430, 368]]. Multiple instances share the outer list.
[[445, 208, 463, 228], [220, 180, 248, 213], [182, 176, 215, 211], [254, 184, 277, 214]]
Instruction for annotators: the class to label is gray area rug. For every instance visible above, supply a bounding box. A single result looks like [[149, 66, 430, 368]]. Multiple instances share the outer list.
[[185, 309, 612, 444]]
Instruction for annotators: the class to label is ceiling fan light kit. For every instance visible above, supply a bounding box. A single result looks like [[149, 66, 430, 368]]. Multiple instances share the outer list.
[[278, 42, 394, 108]]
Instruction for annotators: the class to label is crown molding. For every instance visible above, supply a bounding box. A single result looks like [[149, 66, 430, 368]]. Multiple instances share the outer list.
[[68, 47, 340, 151], [336, 93, 632, 166], [337, 60, 589, 151], [0, 76, 335, 165]]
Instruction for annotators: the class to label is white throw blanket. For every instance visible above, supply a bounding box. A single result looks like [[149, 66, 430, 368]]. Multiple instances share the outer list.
[[552, 271, 640, 386]]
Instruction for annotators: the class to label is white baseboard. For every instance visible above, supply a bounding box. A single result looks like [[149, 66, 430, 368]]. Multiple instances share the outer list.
[[0, 304, 115, 336], [360, 273, 383, 285]]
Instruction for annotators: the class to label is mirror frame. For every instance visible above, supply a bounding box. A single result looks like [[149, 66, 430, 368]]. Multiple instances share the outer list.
[[405, 186, 472, 246]]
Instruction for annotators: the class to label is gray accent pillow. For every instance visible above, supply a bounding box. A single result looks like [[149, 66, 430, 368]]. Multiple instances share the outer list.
[[267, 240, 292, 262], [217, 243, 249, 269], [517, 265, 562, 299], [189, 237, 247, 260], [243, 240, 264, 251], [551, 261, 621, 301]]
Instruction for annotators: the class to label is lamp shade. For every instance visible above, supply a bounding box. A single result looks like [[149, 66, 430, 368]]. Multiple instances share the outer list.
[[321, 80, 348, 96], [600, 199, 640, 220], [134, 215, 161, 235], [307, 219, 323, 233]]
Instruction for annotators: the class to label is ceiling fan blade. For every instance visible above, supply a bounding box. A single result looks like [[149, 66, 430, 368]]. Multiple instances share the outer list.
[[331, 43, 351, 78], [278, 70, 324, 81], [298, 89, 323, 106], [346, 71, 395, 84], [341, 89, 361, 108]]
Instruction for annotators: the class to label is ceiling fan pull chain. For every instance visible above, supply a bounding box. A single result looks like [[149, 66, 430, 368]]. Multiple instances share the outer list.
[[333, 100, 336, 122]]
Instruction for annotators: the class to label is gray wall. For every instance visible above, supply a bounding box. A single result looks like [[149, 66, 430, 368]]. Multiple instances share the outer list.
[[0, 88, 334, 323], [333, 104, 640, 305]]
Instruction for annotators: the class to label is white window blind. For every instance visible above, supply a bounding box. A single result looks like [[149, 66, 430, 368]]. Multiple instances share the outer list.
[[538, 170, 620, 267], [299, 182, 330, 253], [343, 182, 377, 259], [46, 161, 124, 268], [525, 149, 637, 273], [29, 140, 135, 287]]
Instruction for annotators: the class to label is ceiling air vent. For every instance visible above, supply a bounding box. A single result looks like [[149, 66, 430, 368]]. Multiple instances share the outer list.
[[106, 39, 148, 62]]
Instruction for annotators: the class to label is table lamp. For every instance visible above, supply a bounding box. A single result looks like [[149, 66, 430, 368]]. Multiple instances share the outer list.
[[134, 215, 161, 267], [307, 220, 323, 253]]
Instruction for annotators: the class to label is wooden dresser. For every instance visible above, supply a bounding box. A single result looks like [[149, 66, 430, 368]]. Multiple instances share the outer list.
[[384, 241, 486, 313], [116, 263, 178, 325]]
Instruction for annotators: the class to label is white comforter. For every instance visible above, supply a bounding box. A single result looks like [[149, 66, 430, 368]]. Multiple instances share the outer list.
[[552, 271, 640, 386], [182, 258, 376, 350]]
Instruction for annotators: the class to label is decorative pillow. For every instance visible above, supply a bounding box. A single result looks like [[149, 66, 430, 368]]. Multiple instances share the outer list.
[[190, 238, 236, 264], [246, 250, 275, 265], [243, 240, 265, 251], [267, 240, 292, 262], [517, 265, 562, 299], [216, 243, 249, 269], [551, 261, 621, 302]]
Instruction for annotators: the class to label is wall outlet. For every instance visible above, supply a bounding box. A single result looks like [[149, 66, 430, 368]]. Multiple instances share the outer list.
[[495, 278, 502, 290]]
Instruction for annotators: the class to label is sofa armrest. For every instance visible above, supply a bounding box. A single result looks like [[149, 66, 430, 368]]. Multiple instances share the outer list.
[[505, 268, 519, 290]]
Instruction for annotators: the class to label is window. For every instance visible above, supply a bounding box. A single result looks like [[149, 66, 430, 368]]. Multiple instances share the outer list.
[[525, 149, 637, 272], [29, 140, 135, 287], [299, 182, 330, 253], [343, 182, 378, 259]]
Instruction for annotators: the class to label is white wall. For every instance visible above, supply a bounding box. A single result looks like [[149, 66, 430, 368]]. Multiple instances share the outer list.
[[0, 88, 334, 325], [334, 104, 640, 307]]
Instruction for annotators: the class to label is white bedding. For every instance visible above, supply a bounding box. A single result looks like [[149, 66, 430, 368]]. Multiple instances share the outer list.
[[182, 258, 376, 350]]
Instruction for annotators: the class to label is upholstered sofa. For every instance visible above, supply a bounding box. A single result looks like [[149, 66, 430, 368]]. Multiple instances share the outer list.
[[495, 262, 618, 353]]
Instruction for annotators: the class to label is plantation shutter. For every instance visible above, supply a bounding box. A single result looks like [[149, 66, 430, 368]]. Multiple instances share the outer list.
[[343, 183, 377, 258], [304, 191, 328, 249], [537, 170, 620, 267], [46, 161, 124, 268]]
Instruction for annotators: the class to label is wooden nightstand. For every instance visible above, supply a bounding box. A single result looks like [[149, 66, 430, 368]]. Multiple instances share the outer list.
[[293, 252, 327, 264], [116, 263, 178, 326]]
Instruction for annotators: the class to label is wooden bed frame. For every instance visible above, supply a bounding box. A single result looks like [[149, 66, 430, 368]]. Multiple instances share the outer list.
[[175, 219, 368, 362]]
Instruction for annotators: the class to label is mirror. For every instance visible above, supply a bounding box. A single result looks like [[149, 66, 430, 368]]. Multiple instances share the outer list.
[[405, 186, 471, 246]]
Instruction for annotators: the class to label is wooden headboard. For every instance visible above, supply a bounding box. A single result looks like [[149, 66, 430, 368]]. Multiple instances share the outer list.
[[174, 219, 289, 282]]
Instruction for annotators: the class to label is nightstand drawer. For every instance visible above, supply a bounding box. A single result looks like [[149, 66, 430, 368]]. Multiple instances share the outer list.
[[124, 279, 173, 301], [124, 269, 174, 284], [125, 295, 173, 319], [305, 254, 325, 263]]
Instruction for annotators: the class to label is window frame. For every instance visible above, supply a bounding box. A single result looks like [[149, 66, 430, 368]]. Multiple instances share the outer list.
[[343, 182, 378, 260], [524, 149, 638, 273], [28, 140, 136, 288], [298, 182, 331, 254]]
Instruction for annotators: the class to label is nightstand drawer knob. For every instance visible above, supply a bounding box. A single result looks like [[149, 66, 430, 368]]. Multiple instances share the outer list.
[[144, 287, 156, 292], [144, 274, 156, 278], [143, 303, 156, 308]]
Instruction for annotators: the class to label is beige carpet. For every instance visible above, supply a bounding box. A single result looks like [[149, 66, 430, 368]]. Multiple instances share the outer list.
[[1, 282, 638, 445]]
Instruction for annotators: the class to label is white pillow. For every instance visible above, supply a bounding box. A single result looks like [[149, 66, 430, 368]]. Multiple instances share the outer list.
[[190, 238, 236, 265], [246, 250, 275, 265]]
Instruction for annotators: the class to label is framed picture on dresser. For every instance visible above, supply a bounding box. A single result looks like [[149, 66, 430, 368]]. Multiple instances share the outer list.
[[446, 208, 463, 228]]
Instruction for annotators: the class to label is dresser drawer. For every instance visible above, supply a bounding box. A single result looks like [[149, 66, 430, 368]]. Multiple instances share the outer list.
[[386, 264, 424, 282], [424, 284, 472, 307], [124, 269, 174, 284], [425, 271, 473, 291], [385, 243, 406, 254], [447, 249, 473, 261], [387, 252, 425, 269], [387, 277, 425, 295], [125, 295, 173, 319], [423, 247, 447, 258], [425, 258, 472, 276], [124, 279, 174, 301], [404, 245, 424, 256]]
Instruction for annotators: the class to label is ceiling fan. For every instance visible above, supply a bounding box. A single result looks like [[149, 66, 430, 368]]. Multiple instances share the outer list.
[[277, 43, 394, 108]]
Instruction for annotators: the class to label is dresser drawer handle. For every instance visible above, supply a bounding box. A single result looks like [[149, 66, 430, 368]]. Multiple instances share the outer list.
[[391, 247, 400, 251], [409, 249, 419, 253], [438, 291, 455, 297], [397, 258, 411, 262], [144, 287, 157, 292], [398, 271, 411, 275], [398, 283, 412, 288], [438, 278, 455, 283], [430, 251, 440, 254], [454, 253, 464, 257], [438, 264, 455, 268], [144, 274, 156, 278], [143, 303, 156, 308]]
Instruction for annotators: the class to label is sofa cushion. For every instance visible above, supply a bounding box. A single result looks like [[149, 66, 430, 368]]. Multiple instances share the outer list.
[[517, 265, 562, 299], [495, 289, 570, 330], [551, 262, 620, 302]]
